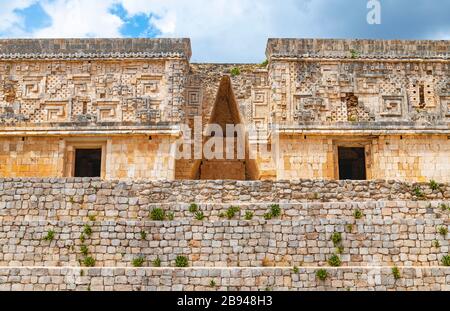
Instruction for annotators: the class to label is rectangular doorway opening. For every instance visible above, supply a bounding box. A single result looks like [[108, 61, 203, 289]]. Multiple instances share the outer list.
[[338, 147, 366, 180], [74, 149, 102, 177]]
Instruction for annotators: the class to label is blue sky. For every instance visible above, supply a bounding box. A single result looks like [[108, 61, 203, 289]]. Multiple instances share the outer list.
[[0, 0, 449, 62]]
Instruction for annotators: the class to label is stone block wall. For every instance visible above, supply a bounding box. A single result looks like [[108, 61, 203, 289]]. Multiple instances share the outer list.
[[108, 136, 175, 180], [0, 136, 176, 180], [273, 135, 450, 182], [0, 137, 64, 177], [0, 267, 448, 291], [372, 136, 450, 182], [1, 178, 449, 204], [0, 178, 449, 290], [1, 215, 449, 267], [2, 134, 448, 182], [278, 136, 333, 180]]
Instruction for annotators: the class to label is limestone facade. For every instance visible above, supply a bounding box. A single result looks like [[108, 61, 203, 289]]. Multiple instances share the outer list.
[[0, 38, 449, 181]]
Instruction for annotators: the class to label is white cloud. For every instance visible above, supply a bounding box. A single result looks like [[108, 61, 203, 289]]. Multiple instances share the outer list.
[[1, 0, 313, 61], [119, 0, 316, 62], [0, 0, 38, 36], [0, 0, 366, 61], [0, 0, 449, 61], [152, 10, 176, 34], [432, 30, 450, 40], [33, 0, 123, 38]]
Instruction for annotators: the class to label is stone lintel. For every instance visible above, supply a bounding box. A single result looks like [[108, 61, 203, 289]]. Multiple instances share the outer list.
[[0, 125, 181, 137]]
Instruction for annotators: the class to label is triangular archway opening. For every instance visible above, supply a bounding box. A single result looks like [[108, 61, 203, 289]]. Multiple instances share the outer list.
[[195, 76, 258, 180]]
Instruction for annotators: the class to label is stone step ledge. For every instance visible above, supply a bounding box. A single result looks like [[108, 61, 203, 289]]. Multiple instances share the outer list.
[[0, 267, 449, 291], [1, 217, 448, 267], [1, 200, 449, 222], [2, 178, 449, 203]]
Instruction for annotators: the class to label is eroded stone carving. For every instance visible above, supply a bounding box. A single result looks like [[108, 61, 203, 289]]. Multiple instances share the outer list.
[[381, 96, 403, 117], [0, 39, 188, 126], [441, 96, 450, 118], [42, 101, 69, 122], [293, 95, 326, 122]]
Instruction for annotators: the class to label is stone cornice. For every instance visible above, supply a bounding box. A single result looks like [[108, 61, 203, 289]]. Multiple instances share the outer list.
[[0, 38, 192, 61], [266, 38, 450, 60], [271, 123, 450, 136], [0, 125, 182, 137]]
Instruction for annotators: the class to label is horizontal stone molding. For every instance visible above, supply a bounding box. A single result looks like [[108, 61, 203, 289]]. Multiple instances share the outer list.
[[0, 126, 182, 137], [0, 267, 449, 291], [0, 38, 192, 60], [266, 38, 450, 60]]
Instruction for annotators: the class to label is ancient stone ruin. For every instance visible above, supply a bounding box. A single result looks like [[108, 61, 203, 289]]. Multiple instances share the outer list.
[[0, 38, 449, 181], [0, 38, 449, 291]]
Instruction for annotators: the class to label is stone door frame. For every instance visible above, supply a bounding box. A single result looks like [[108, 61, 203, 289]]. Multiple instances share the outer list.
[[332, 139, 373, 180], [63, 138, 107, 179]]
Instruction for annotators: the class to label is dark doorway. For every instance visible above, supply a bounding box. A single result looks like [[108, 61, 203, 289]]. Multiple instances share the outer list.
[[338, 147, 366, 180], [74, 149, 102, 177]]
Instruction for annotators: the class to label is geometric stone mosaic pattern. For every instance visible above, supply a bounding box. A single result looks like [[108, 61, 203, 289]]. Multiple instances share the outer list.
[[0, 38, 448, 129], [0, 60, 187, 125], [1, 38, 449, 293], [0, 38, 191, 126], [0, 38, 449, 182]]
